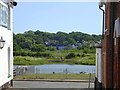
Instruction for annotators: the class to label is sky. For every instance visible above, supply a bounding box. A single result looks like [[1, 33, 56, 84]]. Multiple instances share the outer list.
[[13, 2, 103, 35]]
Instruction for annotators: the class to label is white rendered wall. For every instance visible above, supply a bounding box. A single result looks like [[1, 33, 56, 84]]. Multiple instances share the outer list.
[[0, 3, 13, 86], [96, 48, 102, 83]]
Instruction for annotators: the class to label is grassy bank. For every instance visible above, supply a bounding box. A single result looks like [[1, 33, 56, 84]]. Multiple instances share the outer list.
[[14, 73, 95, 80], [14, 50, 95, 65], [14, 54, 95, 65]]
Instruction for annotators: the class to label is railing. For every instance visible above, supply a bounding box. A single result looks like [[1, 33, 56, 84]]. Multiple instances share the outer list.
[[13, 66, 95, 82]]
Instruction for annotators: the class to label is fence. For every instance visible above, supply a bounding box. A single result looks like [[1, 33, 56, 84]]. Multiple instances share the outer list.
[[13, 66, 95, 82]]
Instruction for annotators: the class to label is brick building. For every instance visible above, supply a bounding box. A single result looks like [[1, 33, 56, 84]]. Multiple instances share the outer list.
[[96, 1, 120, 89]]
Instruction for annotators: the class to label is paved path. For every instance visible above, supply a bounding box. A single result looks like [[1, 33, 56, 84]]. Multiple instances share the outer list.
[[12, 81, 94, 89]]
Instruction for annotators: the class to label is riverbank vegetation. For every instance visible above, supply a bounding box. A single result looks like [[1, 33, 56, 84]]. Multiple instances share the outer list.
[[14, 50, 95, 65], [13, 30, 101, 65]]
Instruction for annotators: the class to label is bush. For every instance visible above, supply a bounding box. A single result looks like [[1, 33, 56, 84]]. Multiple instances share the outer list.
[[47, 46, 56, 51], [65, 52, 76, 59], [83, 48, 89, 54], [34, 52, 51, 57], [81, 53, 85, 57], [76, 54, 81, 57], [14, 50, 51, 58], [31, 44, 47, 52], [27, 52, 36, 57], [13, 50, 28, 56]]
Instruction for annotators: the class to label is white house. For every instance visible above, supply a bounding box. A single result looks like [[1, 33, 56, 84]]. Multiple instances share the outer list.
[[0, 0, 17, 89]]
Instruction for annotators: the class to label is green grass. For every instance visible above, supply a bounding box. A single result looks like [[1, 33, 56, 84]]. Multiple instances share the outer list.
[[14, 73, 95, 80], [14, 56, 47, 65], [14, 50, 96, 65]]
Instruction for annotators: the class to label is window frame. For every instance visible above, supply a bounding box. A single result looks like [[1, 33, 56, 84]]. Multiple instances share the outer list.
[[0, 3, 11, 30]]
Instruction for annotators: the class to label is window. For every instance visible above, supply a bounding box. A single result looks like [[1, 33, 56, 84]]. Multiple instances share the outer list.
[[0, 3, 10, 29], [0, 4, 2, 24], [1, 5, 8, 27]]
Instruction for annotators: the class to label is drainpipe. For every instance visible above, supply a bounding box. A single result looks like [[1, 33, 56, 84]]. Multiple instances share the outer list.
[[110, 2, 115, 89], [99, 3, 105, 40], [99, 2, 105, 86]]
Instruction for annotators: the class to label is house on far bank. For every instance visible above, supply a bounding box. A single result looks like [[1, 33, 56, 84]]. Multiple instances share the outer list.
[[0, 0, 17, 89], [56, 45, 66, 50], [56, 44, 78, 50], [95, 0, 120, 89]]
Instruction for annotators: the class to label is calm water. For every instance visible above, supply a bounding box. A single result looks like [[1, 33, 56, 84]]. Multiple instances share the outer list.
[[14, 64, 95, 74]]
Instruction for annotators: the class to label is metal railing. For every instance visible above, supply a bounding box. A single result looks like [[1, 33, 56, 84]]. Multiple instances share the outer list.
[[13, 66, 95, 82]]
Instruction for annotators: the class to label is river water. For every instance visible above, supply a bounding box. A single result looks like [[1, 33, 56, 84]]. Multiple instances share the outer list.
[[14, 64, 95, 74]]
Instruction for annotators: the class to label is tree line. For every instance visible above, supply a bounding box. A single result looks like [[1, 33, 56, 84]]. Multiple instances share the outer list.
[[13, 30, 101, 54]]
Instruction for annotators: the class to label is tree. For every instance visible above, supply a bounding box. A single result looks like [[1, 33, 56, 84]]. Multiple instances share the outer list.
[[67, 38, 76, 44], [64, 45, 72, 50], [77, 44, 83, 50], [47, 46, 56, 51], [13, 30, 102, 52], [13, 40, 21, 51], [31, 44, 47, 52]]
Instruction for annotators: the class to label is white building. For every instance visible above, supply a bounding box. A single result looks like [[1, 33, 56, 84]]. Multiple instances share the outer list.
[[0, 0, 17, 89], [95, 43, 102, 89]]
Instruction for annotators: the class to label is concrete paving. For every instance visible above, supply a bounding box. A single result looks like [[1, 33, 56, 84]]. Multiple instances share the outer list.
[[12, 81, 94, 89]]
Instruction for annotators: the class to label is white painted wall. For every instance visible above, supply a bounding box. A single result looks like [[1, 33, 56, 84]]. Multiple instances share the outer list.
[[0, 1, 13, 87], [96, 48, 102, 83]]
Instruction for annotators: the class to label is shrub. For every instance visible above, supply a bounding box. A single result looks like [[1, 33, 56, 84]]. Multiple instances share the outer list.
[[14, 50, 51, 58], [47, 46, 56, 51], [31, 44, 47, 52], [76, 54, 81, 57], [81, 53, 85, 57], [65, 52, 76, 59], [83, 48, 89, 54]]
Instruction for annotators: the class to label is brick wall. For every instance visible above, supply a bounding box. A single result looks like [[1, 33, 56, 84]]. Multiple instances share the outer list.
[[114, 37, 120, 88], [102, 35, 113, 88], [102, 2, 120, 89]]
